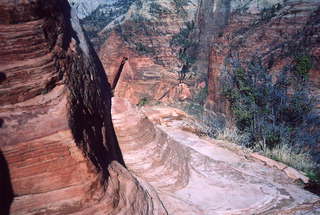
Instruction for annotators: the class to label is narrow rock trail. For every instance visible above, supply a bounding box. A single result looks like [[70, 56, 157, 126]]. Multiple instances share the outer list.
[[111, 97, 320, 215]]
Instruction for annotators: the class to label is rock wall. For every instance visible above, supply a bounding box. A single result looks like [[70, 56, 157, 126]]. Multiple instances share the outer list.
[[0, 1, 166, 214], [204, 0, 320, 117], [70, 0, 320, 160]]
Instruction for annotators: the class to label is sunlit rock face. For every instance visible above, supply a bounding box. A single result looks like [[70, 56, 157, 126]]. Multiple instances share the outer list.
[[71, 0, 136, 47], [0, 1, 166, 214], [111, 97, 320, 215], [99, 32, 193, 105], [77, 0, 200, 105], [68, 0, 122, 19]]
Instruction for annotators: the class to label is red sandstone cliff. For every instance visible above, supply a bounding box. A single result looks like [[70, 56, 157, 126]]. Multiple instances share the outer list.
[[0, 1, 166, 214], [99, 32, 192, 104], [204, 0, 320, 116]]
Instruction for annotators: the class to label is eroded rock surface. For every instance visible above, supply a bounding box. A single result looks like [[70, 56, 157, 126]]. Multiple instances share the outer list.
[[0, 1, 166, 214], [112, 97, 320, 215]]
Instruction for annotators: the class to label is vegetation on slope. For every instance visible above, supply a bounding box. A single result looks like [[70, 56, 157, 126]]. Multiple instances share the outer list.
[[170, 21, 198, 81], [80, 0, 135, 48], [221, 56, 320, 180]]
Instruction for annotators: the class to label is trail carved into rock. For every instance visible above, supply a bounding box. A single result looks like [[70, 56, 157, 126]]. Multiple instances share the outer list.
[[112, 97, 320, 215]]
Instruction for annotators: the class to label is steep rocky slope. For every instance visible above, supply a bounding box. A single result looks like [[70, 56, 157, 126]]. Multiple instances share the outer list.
[[75, 0, 320, 113], [1, 1, 319, 214], [111, 97, 320, 215], [204, 0, 320, 116], [0, 1, 166, 214], [94, 0, 200, 104], [69, 0, 110, 19], [74, 0, 136, 48], [202, 0, 320, 162]]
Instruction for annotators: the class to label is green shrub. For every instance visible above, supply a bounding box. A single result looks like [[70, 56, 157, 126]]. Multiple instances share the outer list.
[[171, 21, 198, 80], [294, 55, 312, 80], [194, 85, 208, 105], [138, 97, 149, 106], [135, 0, 143, 8], [172, 0, 190, 16], [184, 102, 204, 120], [114, 15, 156, 55], [171, 21, 195, 49], [260, 3, 282, 22], [256, 142, 319, 179], [135, 42, 155, 55]]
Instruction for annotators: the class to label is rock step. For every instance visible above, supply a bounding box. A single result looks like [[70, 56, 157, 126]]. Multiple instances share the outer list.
[[118, 127, 163, 153], [112, 97, 188, 191], [115, 125, 156, 144]]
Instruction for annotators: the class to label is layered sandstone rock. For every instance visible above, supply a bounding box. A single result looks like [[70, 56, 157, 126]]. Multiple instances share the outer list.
[[112, 97, 320, 215], [0, 1, 166, 214], [99, 32, 192, 104]]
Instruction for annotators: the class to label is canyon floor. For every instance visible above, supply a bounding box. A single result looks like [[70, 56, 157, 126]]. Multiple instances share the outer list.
[[111, 97, 320, 215]]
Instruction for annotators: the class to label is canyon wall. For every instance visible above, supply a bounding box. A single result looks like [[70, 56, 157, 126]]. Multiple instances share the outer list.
[[204, 0, 320, 116], [95, 0, 201, 105], [202, 0, 320, 162], [75, 0, 320, 163], [78, 0, 319, 115], [0, 0, 166, 214]]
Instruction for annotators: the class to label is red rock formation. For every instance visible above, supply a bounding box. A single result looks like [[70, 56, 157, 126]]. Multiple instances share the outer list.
[[99, 32, 192, 104], [97, 0, 201, 105], [0, 1, 166, 214], [205, 0, 320, 116]]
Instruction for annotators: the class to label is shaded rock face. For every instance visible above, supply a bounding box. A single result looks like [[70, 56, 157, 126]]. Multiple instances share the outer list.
[[204, 0, 320, 117], [0, 0, 166, 214]]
